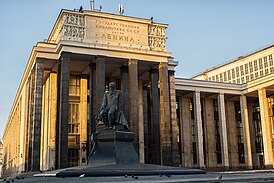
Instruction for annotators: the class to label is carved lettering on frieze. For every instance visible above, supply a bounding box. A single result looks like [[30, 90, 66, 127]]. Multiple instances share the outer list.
[[148, 25, 166, 51]]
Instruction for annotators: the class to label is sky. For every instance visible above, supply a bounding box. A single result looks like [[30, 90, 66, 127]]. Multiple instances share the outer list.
[[1, 0, 274, 136]]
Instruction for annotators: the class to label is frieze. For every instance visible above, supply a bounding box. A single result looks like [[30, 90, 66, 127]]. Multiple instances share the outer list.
[[61, 25, 85, 38], [148, 25, 166, 50], [63, 13, 85, 26], [60, 13, 86, 39]]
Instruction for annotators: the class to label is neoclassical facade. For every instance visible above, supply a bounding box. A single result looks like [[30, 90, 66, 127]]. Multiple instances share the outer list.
[[2, 9, 274, 177]]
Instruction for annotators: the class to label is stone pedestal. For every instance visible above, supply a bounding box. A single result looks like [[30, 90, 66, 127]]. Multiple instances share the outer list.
[[88, 126, 139, 166]]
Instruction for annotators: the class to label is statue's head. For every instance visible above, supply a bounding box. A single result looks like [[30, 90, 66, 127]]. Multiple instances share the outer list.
[[109, 82, 116, 92]]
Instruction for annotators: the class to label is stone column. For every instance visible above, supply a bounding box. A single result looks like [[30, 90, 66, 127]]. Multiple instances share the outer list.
[[55, 60, 61, 169], [248, 101, 258, 167], [258, 88, 273, 168], [49, 73, 57, 170], [128, 59, 139, 150], [204, 98, 216, 168], [95, 56, 105, 113], [179, 96, 192, 167], [120, 66, 130, 122], [143, 89, 149, 163], [138, 80, 144, 163], [31, 59, 44, 171], [19, 86, 27, 173], [149, 68, 160, 164], [240, 95, 253, 169], [225, 100, 238, 167], [88, 63, 96, 156], [217, 93, 229, 168], [26, 69, 35, 171], [169, 70, 180, 166], [193, 91, 205, 168], [80, 78, 88, 165], [58, 52, 70, 169], [159, 62, 172, 166]]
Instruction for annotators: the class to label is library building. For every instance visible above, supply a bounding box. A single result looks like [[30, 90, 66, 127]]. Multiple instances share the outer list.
[[2, 8, 274, 177]]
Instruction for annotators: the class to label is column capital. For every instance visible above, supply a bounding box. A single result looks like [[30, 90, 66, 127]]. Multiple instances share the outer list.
[[120, 65, 129, 73], [128, 58, 138, 64], [95, 55, 106, 61], [61, 52, 71, 58]]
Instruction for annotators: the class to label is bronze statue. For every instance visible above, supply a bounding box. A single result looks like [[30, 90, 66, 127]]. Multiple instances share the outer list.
[[96, 82, 129, 130]]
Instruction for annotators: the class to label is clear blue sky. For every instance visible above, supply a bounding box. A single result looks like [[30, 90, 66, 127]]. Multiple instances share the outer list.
[[1, 0, 274, 136]]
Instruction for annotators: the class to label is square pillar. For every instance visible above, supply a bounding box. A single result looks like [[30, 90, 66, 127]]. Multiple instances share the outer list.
[[80, 78, 88, 165], [58, 52, 70, 169], [31, 59, 44, 171], [120, 66, 130, 122], [193, 91, 205, 168], [258, 88, 273, 168], [217, 93, 229, 168], [204, 98, 217, 168], [159, 62, 172, 166], [225, 100, 238, 167], [26, 69, 36, 171], [179, 96, 192, 167], [128, 59, 139, 149], [149, 68, 161, 164], [138, 80, 145, 163], [95, 56, 105, 113], [240, 95, 253, 169], [168, 70, 180, 166], [142, 89, 149, 163]]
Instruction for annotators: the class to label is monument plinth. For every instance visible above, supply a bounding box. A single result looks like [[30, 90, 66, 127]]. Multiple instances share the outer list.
[[88, 124, 139, 166]]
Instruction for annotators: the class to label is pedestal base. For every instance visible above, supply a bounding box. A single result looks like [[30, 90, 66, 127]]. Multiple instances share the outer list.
[[88, 127, 139, 166]]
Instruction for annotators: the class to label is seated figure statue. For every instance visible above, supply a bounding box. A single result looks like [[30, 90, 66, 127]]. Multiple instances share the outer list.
[[97, 82, 129, 130]]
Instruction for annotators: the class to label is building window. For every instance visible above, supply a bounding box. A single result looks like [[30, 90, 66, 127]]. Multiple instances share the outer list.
[[234, 101, 245, 164], [190, 99, 197, 164], [219, 73, 223, 82], [249, 62, 253, 73], [237, 78, 240, 84], [264, 57, 268, 68], [254, 60, 258, 71], [216, 75, 219, 82], [245, 64, 249, 74], [240, 65, 244, 76], [259, 58, 263, 70], [232, 69, 235, 79], [213, 100, 222, 164], [269, 54, 273, 61], [227, 70, 231, 80], [68, 149, 79, 167], [252, 101, 263, 154], [208, 77, 212, 81], [271, 67, 274, 73], [265, 69, 269, 75], [260, 70, 264, 77], [236, 67, 240, 77], [255, 72, 259, 79], [223, 72, 227, 82], [212, 76, 215, 81], [250, 74, 254, 80], [246, 75, 249, 82], [241, 77, 245, 83], [69, 103, 80, 134], [270, 59, 273, 67], [69, 76, 81, 96]]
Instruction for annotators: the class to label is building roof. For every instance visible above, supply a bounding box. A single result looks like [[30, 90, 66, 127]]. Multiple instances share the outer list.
[[192, 43, 274, 78]]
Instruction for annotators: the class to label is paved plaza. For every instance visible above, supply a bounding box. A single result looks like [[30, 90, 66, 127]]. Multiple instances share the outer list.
[[2, 170, 274, 183]]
